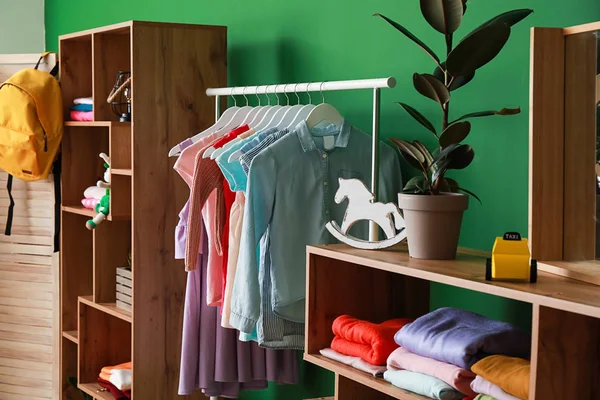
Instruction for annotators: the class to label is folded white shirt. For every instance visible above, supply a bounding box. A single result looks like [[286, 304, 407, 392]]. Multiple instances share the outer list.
[[73, 97, 93, 105], [320, 348, 387, 377], [110, 369, 132, 391]]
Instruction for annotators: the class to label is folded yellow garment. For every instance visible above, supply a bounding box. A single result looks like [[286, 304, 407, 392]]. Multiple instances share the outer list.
[[100, 361, 132, 376], [472, 355, 530, 400]]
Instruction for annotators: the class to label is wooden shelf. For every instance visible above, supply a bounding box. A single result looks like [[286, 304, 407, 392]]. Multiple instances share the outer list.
[[79, 382, 117, 400], [60, 21, 227, 400], [112, 168, 132, 176], [309, 244, 600, 319], [79, 296, 132, 323], [62, 205, 130, 221], [63, 330, 79, 344], [305, 244, 600, 400], [304, 355, 428, 400], [62, 205, 95, 218]]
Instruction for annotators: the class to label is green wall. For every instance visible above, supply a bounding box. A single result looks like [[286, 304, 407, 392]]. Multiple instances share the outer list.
[[0, 0, 45, 53], [45, 0, 600, 399]]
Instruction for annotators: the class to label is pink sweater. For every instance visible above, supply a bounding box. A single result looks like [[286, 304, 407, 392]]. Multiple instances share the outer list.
[[387, 347, 476, 397]]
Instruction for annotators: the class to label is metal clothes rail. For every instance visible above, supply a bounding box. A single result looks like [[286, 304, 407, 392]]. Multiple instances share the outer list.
[[206, 77, 396, 242]]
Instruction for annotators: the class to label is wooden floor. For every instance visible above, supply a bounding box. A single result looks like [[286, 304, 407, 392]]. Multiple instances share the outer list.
[[0, 172, 58, 399]]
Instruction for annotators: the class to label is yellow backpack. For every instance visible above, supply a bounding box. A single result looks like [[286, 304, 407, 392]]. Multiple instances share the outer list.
[[0, 52, 63, 181], [0, 53, 62, 236]]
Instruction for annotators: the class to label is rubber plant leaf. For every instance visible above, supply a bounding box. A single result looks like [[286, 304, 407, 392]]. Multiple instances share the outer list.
[[445, 177, 482, 203], [413, 73, 450, 106], [439, 121, 471, 149], [447, 144, 475, 170], [374, 14, 442, 67], [475, 9, 533, 32], [451, 107, 520, 123], [390, 138, 426, 171], [397, 102, 438, 137], [404, 176, 430, 194], [433, 62, 475, 91], [446, 23, 510, 77], [413, 140, 434, 168], [420, 0, 464, 35], [432, 158, 451, 182]]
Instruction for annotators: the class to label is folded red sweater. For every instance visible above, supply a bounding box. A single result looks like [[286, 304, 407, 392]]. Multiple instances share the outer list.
[[331, 315, 412, 365]]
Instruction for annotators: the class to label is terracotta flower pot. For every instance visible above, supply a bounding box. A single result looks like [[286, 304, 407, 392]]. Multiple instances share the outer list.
[[398, 193, 469, 260]]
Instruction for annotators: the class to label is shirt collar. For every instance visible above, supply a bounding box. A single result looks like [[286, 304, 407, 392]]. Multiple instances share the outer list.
[[296, 119, 350, 153]]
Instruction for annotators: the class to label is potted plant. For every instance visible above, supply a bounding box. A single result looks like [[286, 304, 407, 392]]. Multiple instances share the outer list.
[[375, 2, 533, 259]]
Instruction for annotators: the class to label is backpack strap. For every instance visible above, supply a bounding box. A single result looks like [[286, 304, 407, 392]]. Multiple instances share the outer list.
[[4, 174, 14, 236], [35, 52, 59, 77]]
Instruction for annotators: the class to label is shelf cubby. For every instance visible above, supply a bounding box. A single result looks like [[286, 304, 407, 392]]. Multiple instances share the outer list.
[[93, 221, 131, 304], [92, 27, 131, 122], [60, 34, 93, 121], [60, 337, 80, 400], [60, 213, 92, 333], [78, 299, 131, 386], [62, 123, 132, 221]]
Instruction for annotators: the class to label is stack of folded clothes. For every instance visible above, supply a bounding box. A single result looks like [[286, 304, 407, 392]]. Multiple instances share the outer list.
[[384, 308, 531, 400], [319, 315, 412, 377], [98, 361, 132, 399], [470, 355, 530, 400], [70, 97, 93, 121]]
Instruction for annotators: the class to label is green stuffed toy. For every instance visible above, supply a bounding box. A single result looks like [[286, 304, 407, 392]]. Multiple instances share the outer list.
[[86, 153, 110, 230]]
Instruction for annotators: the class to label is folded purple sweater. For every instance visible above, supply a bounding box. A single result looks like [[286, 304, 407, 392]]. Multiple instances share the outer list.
[[395, 308, 530, 370]]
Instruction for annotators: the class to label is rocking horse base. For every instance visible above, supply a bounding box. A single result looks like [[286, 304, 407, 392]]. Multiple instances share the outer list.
[[325, 221, 406, 250]]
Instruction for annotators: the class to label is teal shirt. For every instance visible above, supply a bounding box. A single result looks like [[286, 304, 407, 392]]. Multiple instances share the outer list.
[[216, 127, 278, 192], [230, 120, 402, 332]]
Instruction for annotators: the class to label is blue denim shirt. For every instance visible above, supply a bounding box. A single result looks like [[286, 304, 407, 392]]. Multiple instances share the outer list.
[[229, 120, 402, 332]]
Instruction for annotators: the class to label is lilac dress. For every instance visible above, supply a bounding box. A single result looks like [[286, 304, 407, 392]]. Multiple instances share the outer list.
[[177, 201, 299, 397]]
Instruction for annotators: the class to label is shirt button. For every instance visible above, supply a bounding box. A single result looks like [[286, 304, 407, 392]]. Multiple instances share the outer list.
[[322, 153, 327, 159], [324, 181, 328, 186]]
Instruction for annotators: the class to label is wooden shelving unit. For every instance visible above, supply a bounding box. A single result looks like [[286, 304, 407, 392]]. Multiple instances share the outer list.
[[305, 244, 600, 400], [59, 21, 227, 399]]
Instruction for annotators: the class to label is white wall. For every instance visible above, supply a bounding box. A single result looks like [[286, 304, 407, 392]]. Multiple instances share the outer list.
[[0, 0, 45, 53]]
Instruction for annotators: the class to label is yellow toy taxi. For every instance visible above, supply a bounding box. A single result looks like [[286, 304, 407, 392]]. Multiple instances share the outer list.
[[485, 232, 537, 283]]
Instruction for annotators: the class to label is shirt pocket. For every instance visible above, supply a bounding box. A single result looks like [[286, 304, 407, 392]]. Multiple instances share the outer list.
[[338, 169, 364, 181]]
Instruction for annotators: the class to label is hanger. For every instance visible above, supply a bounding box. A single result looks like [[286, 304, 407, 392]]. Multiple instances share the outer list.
[[260, 84, 292, 128], [252, 85, 284, 132], [168, 93, 240, 157], [285, 82, 316, 130], [203, 87, 253, 158], [247, 86, 271, 127], [276, 83, 305, 129], [305, 81, 343, 129]]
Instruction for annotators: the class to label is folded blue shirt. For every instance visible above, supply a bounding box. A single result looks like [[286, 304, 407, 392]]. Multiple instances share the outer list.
[[383, 370, 463, 400], [70, 103, 93, 111], [395, 308, 531, 369]]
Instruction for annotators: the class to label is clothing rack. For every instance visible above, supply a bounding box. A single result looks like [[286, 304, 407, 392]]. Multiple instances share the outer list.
[[206, 77, 397, 241]]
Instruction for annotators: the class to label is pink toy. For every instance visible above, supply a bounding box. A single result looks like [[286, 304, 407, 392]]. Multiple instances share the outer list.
[[81, 198, 100, 209]]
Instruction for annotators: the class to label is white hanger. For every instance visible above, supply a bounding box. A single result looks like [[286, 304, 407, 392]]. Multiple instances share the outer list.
[[247, 86, 271, 128], [285, 82, 316, 130], [260, 84, 293, 128], [168, 93, 240, 157], [252, 85, 284, 132], [305, 81, 343, 129], [203, 87, 254, 158], [239, 86, 263, 126], [276, 83, 305, 129]]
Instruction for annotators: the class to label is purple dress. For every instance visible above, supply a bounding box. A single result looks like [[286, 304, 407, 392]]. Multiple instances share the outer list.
[[177, 201, 299, 397]]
